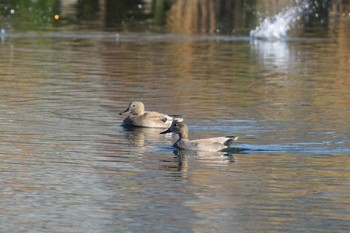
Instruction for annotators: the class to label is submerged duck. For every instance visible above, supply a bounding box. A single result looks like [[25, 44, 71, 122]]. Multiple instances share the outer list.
[[119, 101, 174, 128], [160, 121, 239, 152]]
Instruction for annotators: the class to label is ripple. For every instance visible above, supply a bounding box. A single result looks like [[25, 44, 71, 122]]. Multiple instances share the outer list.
[[237, 143, 350, 154]]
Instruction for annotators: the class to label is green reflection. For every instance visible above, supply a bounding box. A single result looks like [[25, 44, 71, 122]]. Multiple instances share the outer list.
[[2, 0, 60, 30]]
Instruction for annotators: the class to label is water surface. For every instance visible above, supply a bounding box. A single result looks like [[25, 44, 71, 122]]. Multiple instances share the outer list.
[[1, 2, 350, 232]]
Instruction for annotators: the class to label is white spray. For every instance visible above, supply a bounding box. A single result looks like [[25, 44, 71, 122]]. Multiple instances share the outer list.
[[250, 0, 311, 40]]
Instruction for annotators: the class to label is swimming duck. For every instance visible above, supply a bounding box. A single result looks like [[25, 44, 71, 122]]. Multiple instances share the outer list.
[[160, 121, 239, 152], [119, 101, 174, 128]]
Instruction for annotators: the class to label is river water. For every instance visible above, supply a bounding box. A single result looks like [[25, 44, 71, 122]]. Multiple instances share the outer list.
[[1, 2, 350, 233]]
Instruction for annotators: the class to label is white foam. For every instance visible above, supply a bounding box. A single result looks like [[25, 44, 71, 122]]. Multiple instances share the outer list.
[[249, 1, 310, 40]]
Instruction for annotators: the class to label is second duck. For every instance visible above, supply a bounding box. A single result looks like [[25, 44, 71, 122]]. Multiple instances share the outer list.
[[160, 120, 239, 152]]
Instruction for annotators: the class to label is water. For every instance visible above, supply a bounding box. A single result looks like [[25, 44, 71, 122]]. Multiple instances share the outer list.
[[1, 1, 350, 233]]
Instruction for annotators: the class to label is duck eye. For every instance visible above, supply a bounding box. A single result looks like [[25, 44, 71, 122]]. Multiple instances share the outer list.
[[132, 105, 136, 107]]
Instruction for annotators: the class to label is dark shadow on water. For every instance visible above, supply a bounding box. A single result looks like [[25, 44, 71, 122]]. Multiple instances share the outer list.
[[121, 125, 168, 133]]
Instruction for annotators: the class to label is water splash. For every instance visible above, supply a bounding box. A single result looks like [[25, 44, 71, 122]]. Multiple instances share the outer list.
[[250, 1, 309, 40]]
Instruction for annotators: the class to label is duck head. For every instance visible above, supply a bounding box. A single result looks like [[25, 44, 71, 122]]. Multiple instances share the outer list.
[[160, 120, 189, 139], [119, 101, 145, 115]]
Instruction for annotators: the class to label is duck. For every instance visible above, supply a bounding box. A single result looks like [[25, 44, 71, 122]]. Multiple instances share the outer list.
[[160, 120, 239, 152], [119, 101, 175, 128]]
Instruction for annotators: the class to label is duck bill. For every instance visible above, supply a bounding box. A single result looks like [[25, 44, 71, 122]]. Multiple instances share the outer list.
[[160, 128, 172, 134], [119, 107, 130, 115]]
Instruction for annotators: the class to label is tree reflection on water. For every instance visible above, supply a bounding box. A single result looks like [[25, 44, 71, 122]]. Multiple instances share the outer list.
[[1, 0, 349, 35]]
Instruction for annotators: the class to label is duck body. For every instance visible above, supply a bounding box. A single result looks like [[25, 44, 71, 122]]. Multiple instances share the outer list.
[[161, 121, 238, 152], [174, 137, 238, 152], [120, 101, 173, 128]]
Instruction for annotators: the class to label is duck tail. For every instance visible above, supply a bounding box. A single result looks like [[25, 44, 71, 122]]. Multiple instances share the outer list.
[[224, 136, 239, 146], [162, 115, 184, 123]]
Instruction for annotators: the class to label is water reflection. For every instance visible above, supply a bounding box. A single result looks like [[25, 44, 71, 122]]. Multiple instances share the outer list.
[[1, 0, 350, 36], [157, 149, 235, 175], [1, 1, 350, 232], [250, 39, 292, 71], [174, 149, 235, 166], [122, 126, 170, 147]]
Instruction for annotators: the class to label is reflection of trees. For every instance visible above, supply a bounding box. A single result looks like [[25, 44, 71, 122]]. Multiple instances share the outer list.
[[167, 0, 216, 34], [76, 0, 100, 21], [333, 1, 350, 79], [167, 0, 256, 34], [72, 0, 258, 33], [104, 0, 144, 28], [74, 0, 145, 29], [73, 0, 349, 35], [3, 0, 350, 35]]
